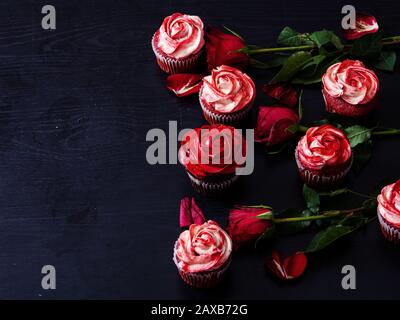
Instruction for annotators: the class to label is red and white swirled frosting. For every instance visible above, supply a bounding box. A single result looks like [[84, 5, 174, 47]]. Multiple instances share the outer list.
[[200, 65, 255, 113], [174, 220, 232, 273], [322, 60, 379, 105], [178, 124, 246, 179], [297, 124, 352, 171], [378, 180, 400, 227], [155, 12, 205, 59]]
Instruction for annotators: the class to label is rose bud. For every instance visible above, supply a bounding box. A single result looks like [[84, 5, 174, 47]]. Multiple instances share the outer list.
[[227, 206, 273, 249], [342, 13, 379, 41], [205, 26, 249, 72], [254, 106, 300, 147], [265, 251, 307, 281]]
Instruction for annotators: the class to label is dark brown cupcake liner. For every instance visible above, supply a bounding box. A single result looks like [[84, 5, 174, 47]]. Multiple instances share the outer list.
[[322, 88, 378, 118], [173, 241, 231, 288], [295, 146, 353, 190], [151, 33, 203, 74], [187, 171, 239, 194], [378, 211, 400, 244], [199, 86, 254, 126]]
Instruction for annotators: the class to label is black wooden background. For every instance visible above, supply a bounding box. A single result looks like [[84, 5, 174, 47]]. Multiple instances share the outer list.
[[0, 0, 399, 299]]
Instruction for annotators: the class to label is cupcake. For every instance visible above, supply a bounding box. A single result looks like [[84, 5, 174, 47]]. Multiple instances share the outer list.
[[322, 60, 379, 118], [178, 124, 246, 194], [151, 12, 205, 74], [377, 180, 400, 244], [199, 65, 256, 125], [295, 124, 353, 189], [173, 220, 232, 288]]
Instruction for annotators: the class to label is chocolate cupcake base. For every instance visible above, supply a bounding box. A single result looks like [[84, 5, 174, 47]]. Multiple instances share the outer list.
[[322, 88, 379, 118], [187, 172, 239, 194], [151, 34, 203, 74], [295, 146, 353, 190], [378, 212, 400, 244], [173, 242, 231, 288], [199, 87, 254, 126]]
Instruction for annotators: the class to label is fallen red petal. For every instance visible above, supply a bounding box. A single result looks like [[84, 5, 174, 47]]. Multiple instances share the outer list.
[[283, 252, 308, 279], [262, 83, 298, 107], [266, 251, 307, 280], [167, 74, 204, 97], [342, 13, 379, 41], [179, 197, 206, 228]]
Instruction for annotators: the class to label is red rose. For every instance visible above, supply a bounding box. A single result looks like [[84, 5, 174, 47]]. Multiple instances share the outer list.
[[227, 206, 272, 249], [342, 13, 379, 41], [205, 26, 249, 72], [254, 106, 299, 146]]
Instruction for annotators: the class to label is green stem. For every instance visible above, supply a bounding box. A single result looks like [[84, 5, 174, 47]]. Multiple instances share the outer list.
[[246, 35, 400, 55], [372, 128, 400, 136], [272, 207, 364, 224]]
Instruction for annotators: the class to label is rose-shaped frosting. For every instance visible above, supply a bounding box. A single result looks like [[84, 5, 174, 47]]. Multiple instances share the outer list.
[[200, 65, 255, 113], [378, 180, 400, 227], [297, 124, 352, 170], [322, 60, 379, 105], [174, 220, 232, 273], [179, 124, 246, 179], [155, 12, 205, 59]]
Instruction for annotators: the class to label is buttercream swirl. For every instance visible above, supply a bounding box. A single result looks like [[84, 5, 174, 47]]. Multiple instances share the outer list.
[[200, 65, 255, 113], [322, 60, 379, 105], [378, 180, 400, 227], [178, 124, 246, 179], [174, 220, 232, 273], [155, 12, 204, 59], [297, 124, 352, 170]]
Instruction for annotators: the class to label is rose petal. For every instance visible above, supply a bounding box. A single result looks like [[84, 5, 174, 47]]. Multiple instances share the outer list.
[[179, 197, 206, 228], [342, 13, 379, 41], [265, 251, 307, 280], [283, 252, 308, 279], [167, 74, 204, 97], [263, 83, 298, 107]]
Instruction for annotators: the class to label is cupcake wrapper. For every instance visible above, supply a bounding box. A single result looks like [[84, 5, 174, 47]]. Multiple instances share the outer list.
[[322, 88, 377, 118], [151, 34, 203, 74], [378, 212, 400, 244], [187, 172, 239, 194], [173, 241, 231, 288], [295, 146, 353, 189], [199, 86, 254, 126]]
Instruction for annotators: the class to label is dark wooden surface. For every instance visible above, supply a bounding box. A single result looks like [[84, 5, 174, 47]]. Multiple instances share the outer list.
[[0, 0, 399, 299]]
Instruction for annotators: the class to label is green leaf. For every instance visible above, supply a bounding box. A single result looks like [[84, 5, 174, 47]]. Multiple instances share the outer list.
[[310, 30, 343, 50], [223, 26, 245, 41], [277, 27, 313, 47], [270, 51, 313, 84], [286, 124, 299, 134], [250, 56, 288, 69], [352, 141, 373, 174], [255, 225, 276, 248], [257, 211, 274, 219], [292, 55, 339, 85], [305, 225, 355, 253], [351, 33, 383, 58], [303, 185, 320, 213], [275, 209, 311, 235], [373, 50, 397, 71], [345, 125, 372, 148]]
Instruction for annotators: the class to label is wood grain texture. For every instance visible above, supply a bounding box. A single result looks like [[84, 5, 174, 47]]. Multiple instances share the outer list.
[[0, 0, 398, 299]]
